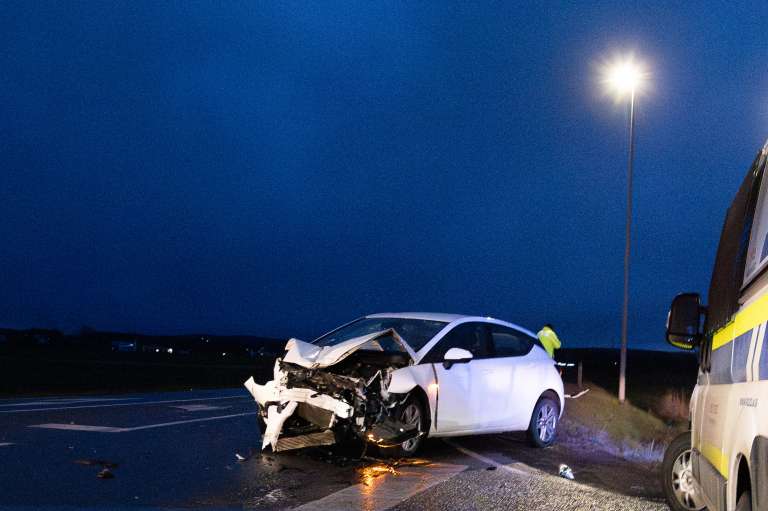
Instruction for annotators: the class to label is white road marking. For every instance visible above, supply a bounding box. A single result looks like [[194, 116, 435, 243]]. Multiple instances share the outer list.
[[30, 424, 126, 432], [0, 394, 248, 414], [121, 412, 257, 431], [171, 404, 227, 412], [291, 462, 466, 511], [0, 442, 14, 447], [0, 398, 139, 407], [443, 439, 531, 476], [29, 412, 258, 433]]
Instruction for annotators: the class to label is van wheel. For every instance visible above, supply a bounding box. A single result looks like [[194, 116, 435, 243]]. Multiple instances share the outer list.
[[662, 432, 706, 511], [735, 492, 751, 511], [527, 395, 559, 448]]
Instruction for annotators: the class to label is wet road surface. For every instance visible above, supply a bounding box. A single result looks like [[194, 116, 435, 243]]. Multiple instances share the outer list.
[[0, 388, 669, 510]]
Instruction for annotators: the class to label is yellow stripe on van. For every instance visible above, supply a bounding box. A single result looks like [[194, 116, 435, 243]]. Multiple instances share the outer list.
[[712, 291, 768, 350], [701, 442, 730, 479]]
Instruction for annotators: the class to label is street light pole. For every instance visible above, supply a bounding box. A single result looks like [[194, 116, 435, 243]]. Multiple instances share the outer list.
[[618, 89, 636, 404], [600, 54, 647, 402]]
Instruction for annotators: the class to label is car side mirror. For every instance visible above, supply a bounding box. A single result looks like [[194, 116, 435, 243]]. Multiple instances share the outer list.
[[666, 292, 705, 350], [443, 347, 473, 369]]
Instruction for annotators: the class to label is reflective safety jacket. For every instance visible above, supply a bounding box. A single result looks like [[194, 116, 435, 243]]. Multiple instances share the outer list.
[[537, 326, 561, 358]]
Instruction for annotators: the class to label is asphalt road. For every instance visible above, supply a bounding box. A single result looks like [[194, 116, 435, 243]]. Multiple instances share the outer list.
[[0, 388, 670, 510]]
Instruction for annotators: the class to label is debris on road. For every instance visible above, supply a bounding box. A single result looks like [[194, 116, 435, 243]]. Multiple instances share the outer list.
[[74, 459, 119, 469], [96, 468, 114, 479], [565, 388, 590, 399], [558, 463, 575, 480], [235, 453, 247, 462], [74, 459, 119, 479]]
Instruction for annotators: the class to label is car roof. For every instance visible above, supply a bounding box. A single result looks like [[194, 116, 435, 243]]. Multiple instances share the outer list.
[[363, 312, 538, 338], [365, 312, 468, 322]]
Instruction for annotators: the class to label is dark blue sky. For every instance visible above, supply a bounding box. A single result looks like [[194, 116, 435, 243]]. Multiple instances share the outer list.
[[2, 2, 767, 348]]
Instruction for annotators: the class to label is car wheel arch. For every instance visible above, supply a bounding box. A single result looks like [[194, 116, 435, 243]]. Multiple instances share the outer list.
[[407, 385, 432, 435], [540, 389, 563, 415]]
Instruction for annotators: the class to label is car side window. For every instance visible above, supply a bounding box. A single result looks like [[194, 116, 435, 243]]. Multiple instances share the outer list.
[[421, 322, 489, 363], [489, 325, 534, 358]]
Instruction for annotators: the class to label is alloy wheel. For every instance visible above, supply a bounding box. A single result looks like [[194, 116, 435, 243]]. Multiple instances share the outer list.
[[536, 402, 557, 443], [400, 402, 421, 452], [671, 448, 705, 510]]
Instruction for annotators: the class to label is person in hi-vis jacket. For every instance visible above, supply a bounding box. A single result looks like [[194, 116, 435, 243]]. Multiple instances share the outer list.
[[537, 324, 561, 358]]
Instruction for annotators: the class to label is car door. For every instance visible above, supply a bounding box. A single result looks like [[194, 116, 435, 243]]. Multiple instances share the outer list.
[[420, 321, 491, 434], [483, 324, 540, 431]]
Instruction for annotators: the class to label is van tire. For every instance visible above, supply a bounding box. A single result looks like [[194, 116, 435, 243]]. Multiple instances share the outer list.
[[661, 432, 706, 511], [736, 492, 751, 511]]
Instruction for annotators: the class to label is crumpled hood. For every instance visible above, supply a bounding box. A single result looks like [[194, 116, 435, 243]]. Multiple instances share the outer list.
[[282, 328, 415, 369]]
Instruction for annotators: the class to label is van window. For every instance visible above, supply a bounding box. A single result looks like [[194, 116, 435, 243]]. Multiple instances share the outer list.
[[709, 342, 732, 384], [744, 157, 768, 285], [710, 329, 752, 384], [730, 330, 751, 382], [705, 153, 764, 337], [760, 332, 768, 380]]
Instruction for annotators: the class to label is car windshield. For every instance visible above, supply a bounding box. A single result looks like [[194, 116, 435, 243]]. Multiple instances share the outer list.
[[313, 317, 448, 352]]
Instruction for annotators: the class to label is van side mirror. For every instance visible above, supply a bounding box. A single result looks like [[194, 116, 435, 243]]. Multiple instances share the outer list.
[[666, 293, 705, 350], [443, 347, 473, 369]]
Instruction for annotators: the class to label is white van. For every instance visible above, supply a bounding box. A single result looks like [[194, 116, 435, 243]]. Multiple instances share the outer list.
[[662, 141, 768, 511]]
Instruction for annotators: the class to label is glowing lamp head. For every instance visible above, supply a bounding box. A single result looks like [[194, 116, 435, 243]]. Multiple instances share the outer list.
[[601, 55, 648, 98]]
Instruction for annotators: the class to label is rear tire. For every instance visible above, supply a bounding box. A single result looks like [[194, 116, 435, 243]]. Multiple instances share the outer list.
[[661, 432, 706, 511], [527, 395, 559, 448]]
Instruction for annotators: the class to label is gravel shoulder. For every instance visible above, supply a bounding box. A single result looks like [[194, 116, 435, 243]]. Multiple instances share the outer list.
[[391, 460, 668, 511]]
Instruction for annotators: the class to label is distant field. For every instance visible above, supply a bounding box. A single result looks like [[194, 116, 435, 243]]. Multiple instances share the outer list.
[[0, 353, 275, 396], [1, 343, 700, 400]]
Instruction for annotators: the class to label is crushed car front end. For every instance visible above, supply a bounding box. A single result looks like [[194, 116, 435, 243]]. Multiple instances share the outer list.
[[244, 329, 424, 452]]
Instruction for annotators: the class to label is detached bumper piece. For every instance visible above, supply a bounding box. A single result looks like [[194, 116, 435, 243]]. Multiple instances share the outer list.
[[275, 430, 336, 452], [366, 420, 420, 448]]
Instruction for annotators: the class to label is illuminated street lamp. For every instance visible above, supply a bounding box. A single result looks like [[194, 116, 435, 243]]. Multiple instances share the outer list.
[[601, 55, 648, 404]]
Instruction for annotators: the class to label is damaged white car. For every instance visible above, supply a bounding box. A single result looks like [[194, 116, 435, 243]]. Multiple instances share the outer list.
[[245, 313, 564, 456]]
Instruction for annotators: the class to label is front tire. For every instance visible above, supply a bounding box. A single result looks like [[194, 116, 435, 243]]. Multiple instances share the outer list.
[[386, 395, 427, 457], [661, 432, 706, 511], [527, 395, 559, 448]]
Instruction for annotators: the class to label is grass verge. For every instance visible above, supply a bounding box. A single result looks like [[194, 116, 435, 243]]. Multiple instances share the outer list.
[[561, 382, 687, 464]]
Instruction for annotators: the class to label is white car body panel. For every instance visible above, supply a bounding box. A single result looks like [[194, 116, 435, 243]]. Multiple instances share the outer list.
[[425, 344, 562, 435]]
